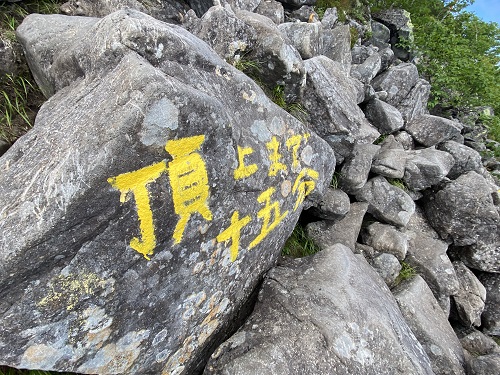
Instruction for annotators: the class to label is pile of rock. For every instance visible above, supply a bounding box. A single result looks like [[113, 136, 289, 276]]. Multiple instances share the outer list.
[[0, 0, 498, 374]]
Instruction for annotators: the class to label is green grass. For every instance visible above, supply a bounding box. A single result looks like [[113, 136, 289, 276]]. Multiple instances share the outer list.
[[270, 85, 308, 123], [330, 171, 342, 189], [394, 261, 417, 285], [388, 178, 409, 193], [282, 223, 321, 258]]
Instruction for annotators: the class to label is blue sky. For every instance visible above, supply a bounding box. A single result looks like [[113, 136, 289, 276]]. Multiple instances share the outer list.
[[465, 0, 500, 25]]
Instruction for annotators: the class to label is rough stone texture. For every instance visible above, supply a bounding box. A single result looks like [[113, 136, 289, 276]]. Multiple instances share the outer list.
[[405, 114, 463, 147], [373, 9, 414, 61], [355, 176, 416, 227], [457, 328, 500, 356], [60, 0, 189, 22], [451, 242, 500, 273], [320, 7, 338, 29], [351, 45, 376, 65], [393, 130, 414, 150], [323, 134, 357, 165], [278, 21, 322, 60], [289, 5, 318, 23], [477, 273, 500, 335], [405, 205, 441, 240], [467, 353, 500, 375], [1, 10, 335, 374], [236, 10, 306, 102], [254, 0, 284, 25], [378, 47, 395, 72], [364, 98, 404, 134], [322, 25, 352, 74], [424, 171, 500, 246], [397, 78, 431, 124], [371, 63, 419, 107], [404, 231, 460, 300], [362, 222, 408, 261], [437, 141, 482, 179], [190, 5, 258, 62], [302, 56, 379, 142], [225, 0, 261, 13], [369, 252, 402, 287], [307, 187, 350, 221], [15, 14, 100, 98], [403, 147, 455, 191], [451, 261, 486, 327], [338, 143, 380, 194], [371, 136, 408, 179], [0, 35, 21, 75], [393, 275, 466, 375], [204, 245, 434, 375], [371, 21, 390, 49], [307, 202, 368, 252], [350, 53, 381, 84]]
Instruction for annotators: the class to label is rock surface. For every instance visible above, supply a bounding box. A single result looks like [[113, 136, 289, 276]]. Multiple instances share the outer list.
[[205, 245, 434, 375], [1, 10, 334, 374]]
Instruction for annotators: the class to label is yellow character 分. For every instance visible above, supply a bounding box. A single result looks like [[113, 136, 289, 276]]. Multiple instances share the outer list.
[[166, 135, 213, 244], [249, 187, 288, 249], [108, 161, 167, 260], [216, 211, 251, 261], [292, 168, 319, 211]]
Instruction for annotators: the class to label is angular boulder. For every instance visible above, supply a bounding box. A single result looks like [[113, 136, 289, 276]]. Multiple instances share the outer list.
[[350, 53, 381, 84], [405, 114, 463, 147], [396, 78, 431, 124], [437, 141, 482, 179], [322, 24, 352, 73], [278, 21, 322, 60], [363, 98, 404, 134], [362, 222, 409, 261], [477, 273, 500, 335], [403, 147, 455, 191], [306, 186, 350, 221], [1, 10, 334, 374], [338, 143, 381, 194], [423, 171, 499, 246], [302, 56, 379, 142], [355, 176, 415, 227], [205, 245, 434, 375], [371, 63, 419, 107], [254, 0, 284, 24], [393, 276, 466, 375], [371, 136, 408, 179]]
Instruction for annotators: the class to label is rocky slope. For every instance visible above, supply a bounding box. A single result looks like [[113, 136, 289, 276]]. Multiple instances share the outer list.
[[0, 0, 499, 374]]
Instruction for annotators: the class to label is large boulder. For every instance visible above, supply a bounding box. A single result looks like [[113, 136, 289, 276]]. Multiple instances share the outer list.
[[396, 79, 431, 124], [204, 245, 434, 375], [403, 147, 455, 191], [302, 56, 380, 142], [405, 114, 463, 147], [362, 222, 409, 261], [477, 273, 500, 335], [355, 176, 416, 227], [423, 171, 499, 246], [437, 141, 482, 179], [350, 53, 381, 84], [393, 276, 466, 375], [278, 21, 322, 60], [322, 24, 352, 74], [1, 10, 335, 374], [338, 143, 380, 194], [363, 98, 404, 134], [371, 63, 419, 107]]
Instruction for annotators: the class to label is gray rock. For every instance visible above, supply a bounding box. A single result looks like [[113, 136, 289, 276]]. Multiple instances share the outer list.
[[468, 353, 500, 375], [278, 21, 322, 60], [371, 63, 419, 107], [307, 202, 368, 252], [191, 5, 258, 62], [458, 328, 500, 356], [362, 222, 409, 261], [205, 245, 434, 375], [477, 273, 500, 335], [320, 7, 338, 29], [371, 136, 408, 179], [307, 187, 350, 221], [378, 47, 395, 72], [289, 5, 318, 23], [371, 21, 390, 48], [424, 171, 500, 246], [60, 0, 189, 22], [16, 14, 100, 98], [350, 53, 381, 84], [355, 176, 416, 227], [323, 134, 356, 165], [393, 275, 466, 375], [393, 130, 415, 150], [437, 141, 482, 179], [355, 242, 377, 259], [236, 10, 306, 102], [452, 261, 486, 327], [339, 143, 381, 193], [351, 45, 377, 64], [302, 56, 380, 142], [373, 9, 414, 61], [254, 0, 284, 25], [364, 98, 404, 134], [2, 10, 335, 374], [404, 231, 460, 300], [322, 25, 352, 74], [369, 252, 402, 287], [405, 114, 463, 147], [397, 79, 431, 124], [452, 241, 500, 273], [0, 36, 21, 75], [403, 147, 455, 191], [405, 205, 441, 240]]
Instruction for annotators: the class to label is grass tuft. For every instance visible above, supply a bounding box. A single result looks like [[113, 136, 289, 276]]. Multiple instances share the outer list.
[[388, 178, 409, 193], [394, 261, 417, 285], [282, 223, 320, 258]]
